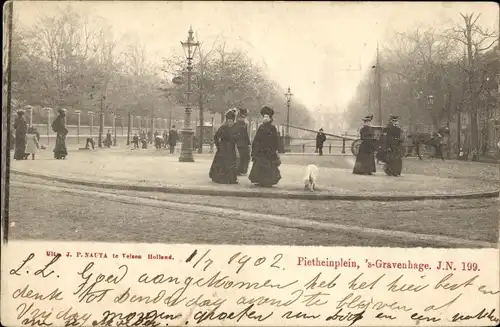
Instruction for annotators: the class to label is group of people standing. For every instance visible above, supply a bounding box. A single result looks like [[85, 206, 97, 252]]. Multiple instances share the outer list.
[[13, 108, 68, 160], [209, 106, 281, 187], [353, 114, 404, 177], [133, 127, 179, 153]]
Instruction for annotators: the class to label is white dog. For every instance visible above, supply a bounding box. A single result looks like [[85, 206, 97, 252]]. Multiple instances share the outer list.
[[303, 164, 319, 191]]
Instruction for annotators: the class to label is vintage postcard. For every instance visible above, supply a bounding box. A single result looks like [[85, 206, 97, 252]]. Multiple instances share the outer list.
[[1, 1, 499, 326]]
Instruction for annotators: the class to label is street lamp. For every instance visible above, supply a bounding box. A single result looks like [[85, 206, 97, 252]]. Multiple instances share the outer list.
[[110, 113, 117, 146], [98, 95, 106, 148], [284, 86, 293, 152], [74, 110, 82, 144], [43, 107, 52, 144], [179, 26, 200, 162], [88, 111, 94, 138], [426, 95, 435, 134], [210, 111, 215, 154], [145, 117, 150, 142]]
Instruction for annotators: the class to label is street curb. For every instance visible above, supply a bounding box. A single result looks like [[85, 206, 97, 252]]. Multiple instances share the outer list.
[[11, 170, 500, 202]]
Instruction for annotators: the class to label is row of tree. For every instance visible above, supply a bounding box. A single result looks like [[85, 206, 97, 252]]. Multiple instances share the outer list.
[[346, 13, 499, 151], [10, 5, 313, 128]]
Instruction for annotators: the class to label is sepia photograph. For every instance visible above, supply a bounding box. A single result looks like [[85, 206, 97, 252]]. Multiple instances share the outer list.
[[3, 1, 500, 249]]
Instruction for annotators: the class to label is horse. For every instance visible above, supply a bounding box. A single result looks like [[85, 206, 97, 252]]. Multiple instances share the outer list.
[[405, 127, 450, 160]]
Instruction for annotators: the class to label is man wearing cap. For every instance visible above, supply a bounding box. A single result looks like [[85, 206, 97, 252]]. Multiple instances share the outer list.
[[383, 115, 403, 176], [233, 108, 251, 175], [431, 126, 449, 161], [315, 128, 327, 156]]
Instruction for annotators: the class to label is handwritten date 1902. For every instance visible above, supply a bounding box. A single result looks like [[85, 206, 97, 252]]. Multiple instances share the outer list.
[[228, 252, 284, 274]]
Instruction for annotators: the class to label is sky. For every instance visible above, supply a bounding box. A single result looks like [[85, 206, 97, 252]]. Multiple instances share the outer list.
[[14, 1, 499, 114]]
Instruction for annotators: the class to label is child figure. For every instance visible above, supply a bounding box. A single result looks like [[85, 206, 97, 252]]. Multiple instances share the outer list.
[[25, 127, 40, 160]]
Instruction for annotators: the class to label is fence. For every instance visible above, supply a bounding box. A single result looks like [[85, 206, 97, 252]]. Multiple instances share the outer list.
[[289, 138, 351, 154]]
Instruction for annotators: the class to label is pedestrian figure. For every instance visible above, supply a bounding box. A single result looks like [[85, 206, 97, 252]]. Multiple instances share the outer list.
[[132, 134, 139, 148], [163, 131, 168, 148], [383, 115, 403, 176], [14, 110, 28, 160], [25, 126, 40, 160], [431, 126, 449, 161], [148, 130, 153, 144], [315, 128, 326, 155], [52, 108, 68, 160], [249, 106, 282, 187], [209, 109, 238, 184], [86, 138, 96, 149], [193, 135, 199, 152], [233, 108, 251, 175], [154, 134, 163, 150], [141, 137, 148, 149], [104, 130, 112, 148], [353, 114, 376, 175], [168, 125, 178, 154]]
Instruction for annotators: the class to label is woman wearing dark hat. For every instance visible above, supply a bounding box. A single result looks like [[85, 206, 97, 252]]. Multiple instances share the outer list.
[[13, 109, 28, 160], [232, 107, 251, 175], [353, 114, 376, 175], [248, 106, 281, 187], [51, 108, 68, 159], [383, 115, 403, 176], [209, 109, 238, 184]]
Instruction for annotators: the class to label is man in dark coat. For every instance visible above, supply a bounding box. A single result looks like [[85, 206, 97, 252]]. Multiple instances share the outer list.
[[233, 108, 251, 175], [14, 110, 27, 160], [383, 115, 403, 176], [316, 128, 327, 155], [168, 125, 179, 154]]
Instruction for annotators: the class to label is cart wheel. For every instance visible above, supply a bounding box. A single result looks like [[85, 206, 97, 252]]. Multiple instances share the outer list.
[[351, 139, 362, 156]]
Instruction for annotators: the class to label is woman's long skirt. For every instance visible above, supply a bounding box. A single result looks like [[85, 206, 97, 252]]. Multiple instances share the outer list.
[[14, 134, 26, 160], [249, 157, 281, 187], [353, 143, 376, 175], [384, 148, 403, 176], [54, 134, 68, 159], [209, 150, 238, 184]]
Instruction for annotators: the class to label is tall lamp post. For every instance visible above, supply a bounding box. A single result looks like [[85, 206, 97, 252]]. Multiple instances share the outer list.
[[284, 87, 293, 152], [179, 26, 200, 162], [88, 111, 94, 138], [111, 113, 117, 146], [145, 117, 150, 142], [98, 95, 106, 148], [74, 110, 81, 144], [210, 111, 215, 154], [426, 95, 435, 134], [43, 107, 52, 144]]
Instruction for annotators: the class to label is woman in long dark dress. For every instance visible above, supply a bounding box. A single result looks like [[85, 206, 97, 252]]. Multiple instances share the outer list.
[[248, 106, 281, 187], [383, 115, 403, 176], [14, 110, 28, 160], [52, 108, 68, 159], [209, 109, 238, 184], [353, 114, 376, 175]]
